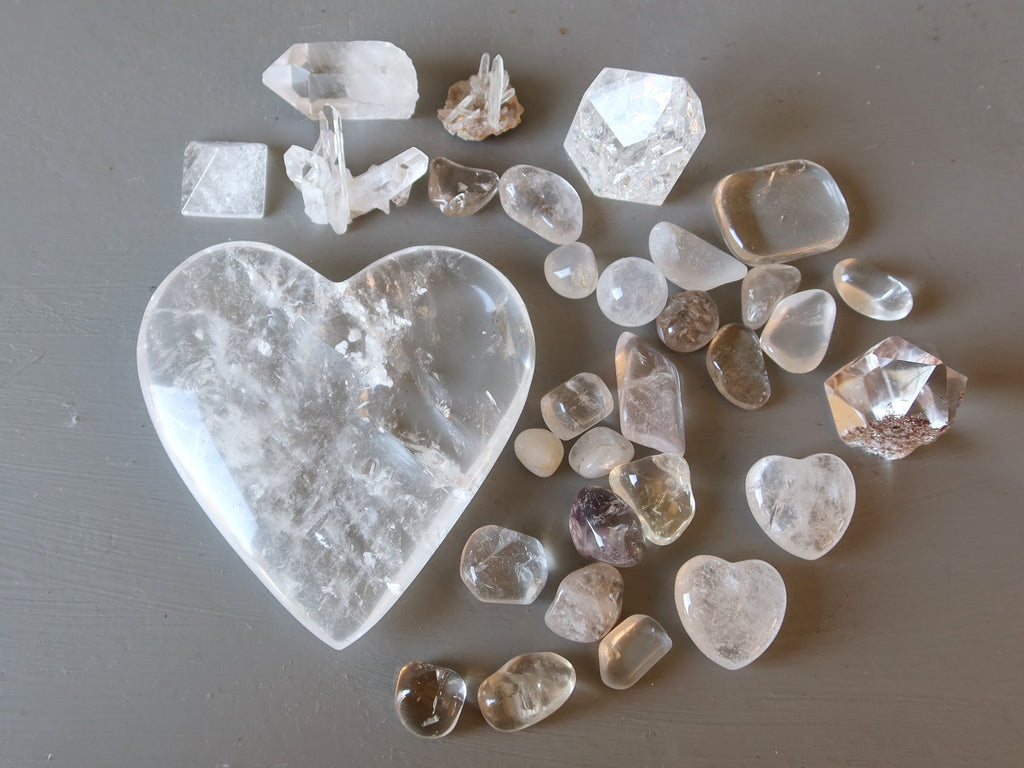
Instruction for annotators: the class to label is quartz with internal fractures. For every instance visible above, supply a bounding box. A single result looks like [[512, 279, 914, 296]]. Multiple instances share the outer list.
[[460, 525, 548, 604], [541, 372, 615, 440], [545, 242, 599, 299], [544, 563, 624, 642], [746, 454, 856, 560], [742, 264, 801, 329], [181, 141, 267, 219], [499, 165, 583, 244], [478, 652, 576, 731], [137, 242, 534, 650], [568, 426, 634, 479], [438, 53, 524, 141], [674, 555, 786, 670], [615, 333, 685, 454], [262, 41, 418, 119], [514, 428, 564, 478], [564, 68, 706, 205], [284, 105, 427, 234], [597, 258, 669, 327], [706, 324, 771, 410], [824, 336, 967, 459], [656, 291, 719, 353], [599, 615, 673, 690], [570, 487, 646, 567], [609, 453, 694, 546], [427, 157, 498, 217], [833, 258, 914, 321], [395, 661, 467, 739], [760, 289, 836, 373], [649, 222, 747, 291]]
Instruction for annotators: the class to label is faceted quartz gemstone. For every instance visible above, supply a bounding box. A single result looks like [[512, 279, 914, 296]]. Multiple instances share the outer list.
[[832, 258, 914, 321], [426, 157, 499, 217], [394, 661, 467, 739], [477, 652, 576, 732], [181, 141, 268, 219], [459, 525, 548, 604], [712, 159, 850, 265], [540, 372, 615, 440], [568, 426, 634, 479], [760, 289, 837, 374], [746, 454, 856, 560], [498, 164, 583, 244], [569, 487, 646, 567], [615, 333, 685, 454], [438, 53, 524, 141], [656, 291, 720, 353], [544, 242, 599, 299], [742, 264, 801, 329], [824, 336, 967, 460], [706, 324, 771, 410], [564, 67, 706, 205], [513, 428, 564, 478], [599, 614, 673, 690], [544, 563, 624, 642], [648, 222, 747, 291], [597, 258, 669, 327], [674, 555, 787, 670], [608, 453, 695, 546]]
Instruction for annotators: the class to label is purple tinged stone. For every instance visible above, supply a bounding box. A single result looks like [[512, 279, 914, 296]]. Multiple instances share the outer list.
[[569, 487, 646, 567]]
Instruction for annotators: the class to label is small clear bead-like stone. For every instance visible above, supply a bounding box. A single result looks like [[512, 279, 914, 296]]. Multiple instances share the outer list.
[[616, 332, 685, 454], [656, 290, 719, 353], [832, 258, 913, 321], [544, 563, 624, 642], [459, 525, 547, 604], [540, 372, 615, 440], [759, 289, 836, 373], [569, 487, 646, 567], [741, 264, 801, 329], [568, 426, 634, 479], [599, 614, 673, 690], [544, 242, 599, 299], [706, 324, 771, 409], [649, 221, 747, 291], [478, 652, 576, 731], [498, 164, 583, 244], [395, 661, 467, 739], [596, 258, 669, 327], [426, 157, 498, 217], [608, 453, 694, 546], [514, 428, 563, 477]]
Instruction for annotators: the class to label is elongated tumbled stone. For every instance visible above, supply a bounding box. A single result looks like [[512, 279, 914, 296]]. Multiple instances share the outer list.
[[706, 324, 771, 409], [544, 563, 624, 642], [427, 157, 499, 217], [741, 264, 801, 329], [656, 290, 719, 353], [596, 258, 669, 327], [832, 258, 913, 321], [545, 242, 599, 299], [395, 661, 467, 739], [478, 652, 576, 731], [540, 372, 615, 440], [649, 221, 747, 291], [616, 332, 685, 454], [499, 164, 583, 244], [460, 525, 547, 604], [513, 428, 564, 478], [760, 289, 836, 373], [568, 426, 634, 479], [599, 614, 673, 689], [608, 453, 694, 546], [569, 487, 646, 567]]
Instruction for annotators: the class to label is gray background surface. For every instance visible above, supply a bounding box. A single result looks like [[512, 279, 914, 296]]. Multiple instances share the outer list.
[[2, 1, 1022, 766]]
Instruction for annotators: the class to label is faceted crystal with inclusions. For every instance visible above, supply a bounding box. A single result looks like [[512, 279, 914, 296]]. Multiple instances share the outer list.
[[499, 164, 583, 244], [540, 372, 615, 441], [514, 428, 564, 477], [597, 258, 669, 328], [478, 652, 576, 731], [609, 453, 694, 546], [427, 157, 498, 217], [616, 332, 685, 454], [569, 487, 646, 567], [760, 289, 836, 374], [742, 264, 801, 329], [599, 614, 673, 690], [460, 525, 547, 604], [545, 242, 599, 299], [568, 426, 634, 479], [824, 336, 967, 460], [438, 53, 524, 141], [833, 258, 914, 321], [706, 324, 771, 410], [544, 563, 624, 642], [656, 290, 719, 353], [649, 222, 747, 291], [564, 68, 706, 205], [181, 141, 267, 219], [395, 661, 467, 739]]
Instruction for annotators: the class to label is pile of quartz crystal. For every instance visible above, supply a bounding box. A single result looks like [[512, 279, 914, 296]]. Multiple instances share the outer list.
[[438, 53, 524, 140]]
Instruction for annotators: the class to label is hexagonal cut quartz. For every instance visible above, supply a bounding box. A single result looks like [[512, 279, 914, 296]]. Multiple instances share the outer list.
[[832, 258, 914, 321], [394, 661, 467, 739], [459, 525, 547, 604], [608, 453, 695, 546], [544, 242, 599, 299], [568, 427, 634, 479], [599, 614, 673, 689], [569, 487, 646, 567], [540, 372, 615, 440], [712, 159, 849, 265], [759, 289, 837, 374], [477, 652, 576, 731], [544, 563, 624, 642]]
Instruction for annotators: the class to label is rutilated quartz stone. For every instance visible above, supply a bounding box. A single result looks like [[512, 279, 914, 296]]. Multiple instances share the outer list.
[[568, 426, 634, 479], [477, 652, 576, 731], [599, 614, 673, 689], [656, 291, 719, 353], [544, 563, 624, 642], [832, 258, 913, 321], [608, 453, 694, 546], [438, 53, 524, 141], [545, 242, 599, 299], [596, 258, 669, 327], [569, 487, 646, 567], [741, 264, 801, 329], [759, 289, 836, 374], [513, 428, 564, 478], [459, 525, 547, 604], [615, 332, 685, 454], [648, 221, 747, 291], [540, 372, 615, 440], [706, 324, 771, 409], [394, 661, 467, 739], [426, 157, 499, 217], [498, 164, 583, 244]]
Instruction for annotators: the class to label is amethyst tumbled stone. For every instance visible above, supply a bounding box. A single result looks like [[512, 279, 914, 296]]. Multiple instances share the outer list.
[[569, 487, 646, 567]]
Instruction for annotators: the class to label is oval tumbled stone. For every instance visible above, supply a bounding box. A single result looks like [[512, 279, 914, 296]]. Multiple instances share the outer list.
[[499, 164, 583, 244], [706, 324, 770, 410], [478, 652, 576, 731], [759, 289, 836, 374], [832, 258, 913, 321]]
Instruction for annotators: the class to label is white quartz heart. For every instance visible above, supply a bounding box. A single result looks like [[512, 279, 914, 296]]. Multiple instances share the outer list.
[[745, 453, 856, 560], [674, 555, 786, 670], [137, 242, 534, 650]]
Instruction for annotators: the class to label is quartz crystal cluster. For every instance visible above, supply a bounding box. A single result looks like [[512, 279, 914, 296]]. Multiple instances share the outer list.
[[395, 661, 467, 739], [180, 141, 267, 219], [438, 53, 524, 141]]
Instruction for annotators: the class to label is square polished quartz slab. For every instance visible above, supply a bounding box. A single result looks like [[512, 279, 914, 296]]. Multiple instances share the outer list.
[[181, 141, 268, 218], [712, 159, 848, 265]]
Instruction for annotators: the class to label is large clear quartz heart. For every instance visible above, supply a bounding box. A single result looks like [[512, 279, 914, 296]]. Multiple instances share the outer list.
[[138, 242, 534, 649]]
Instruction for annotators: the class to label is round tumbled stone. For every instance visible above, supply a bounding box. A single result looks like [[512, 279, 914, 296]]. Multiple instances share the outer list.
[[544, 563, 624, 642], [460, 525, 548, 604], [568, 426, 634, 479], [656, 290, 719, 352], [544, 242, 599, 299], [514, 428, 564, 477], [596, 257, 669, 327], [741, 264, 801, 329], [759, 289, 836, 373], [498, 164, 583, 244], [569, 487, 646, 567], [706, 324, 771, 410], [832, 258, 913, 321], [394, 661, 467, 739], [478, 652, 576, 731]]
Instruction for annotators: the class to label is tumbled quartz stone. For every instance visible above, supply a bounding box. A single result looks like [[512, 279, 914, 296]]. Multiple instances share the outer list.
[[568, 426, 634, 479], [544, 563, 624, 642], [599, 614, 673, 690], [616, 332, 685, 455], [540, 372, 615, 441], [514, 428, 564, 478], [478, 652, 576, 732], [712, 159, 849, 265], [656, 291, 719, 353], [706, 324, 771, 410], [649, 222, 747, 291], [460, 525, 547, 604], [262, 41, 418, 119], [427, 157, 498, 217], [545, 242, 599, 299], [596, 258, 669, 327], [742, 264, 801, 329], [746, 454, 856, 560], [608, 453, 694, 546], [498, 165, 583, 244], [760, 289, 837, 374], [438, 53, 524, 141], [833, 258, 914, 321], [564, 67, 705, 205], [824, 336, 967, 460], [181, 141, 267, 219], [569, 487, 646, 567], [394, 661, 467, 739]]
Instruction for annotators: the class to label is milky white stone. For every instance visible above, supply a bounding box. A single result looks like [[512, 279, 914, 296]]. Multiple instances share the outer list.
[[564, 67, 705, 205], [478, 653, 576, 731], [498, 165, 583, 244], [460, 525, 548, 605], [609, 453, 694, 546], [599, 614, 673, 690], [438, 53, 524, 141], [544, 563, 624, 642], [674, 556, 786, 670], [760, 289, 836, 373], [262, 41, 418, 119], [544, 242, 599, 299], [540, 372, 614, 441], [649, 222, 747, 291], [741, 264, 801, 329], [615, 332, 685, 454], [180, 141, 267, 219], [394, 661, 467, 739], [597, 258, 669, 327], [832, 258, 914, 321], [514, 428, 564, 477], [746, 454, 856, 560], [137, 242, 534, 650], [568, 426, 634, 479], [427, 157, 499, 217]]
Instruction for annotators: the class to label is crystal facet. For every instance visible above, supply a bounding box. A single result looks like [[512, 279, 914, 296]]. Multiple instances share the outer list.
[[569, 487, 646, 567], [460, 525, 548, 605], [608, 453, 694, 546], [540, 372, 615, 441], [564, 68, 706, 205], [568, 426, 634, 479], [438, 53, 524, 141], [741, 264, 801, 329], [649, 222, 747, 291], [180, 141, 267, 219], [395, 661, 467, 739], [498, 164, 583, 244], [426, 157, 498, 217], [478, 653, 576, 732], [514, 428, 564, 478], [544, 563, 624, 643], [833, 258, 914, 321], [656, 291, 719, 353], [596, 258, 669, 327], [599, 614, 673, 690], [706, 324, 771, 410], [759, 289, 837, 373], [544, 242, 599, 299], [615, 332, 685, 455], [824, 336, 967, 460]]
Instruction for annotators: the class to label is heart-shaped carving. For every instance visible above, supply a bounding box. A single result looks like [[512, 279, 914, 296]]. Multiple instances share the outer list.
[[674, 555, 786, 670], [137, 242, 534, 649], [745, 453, 855, 560]]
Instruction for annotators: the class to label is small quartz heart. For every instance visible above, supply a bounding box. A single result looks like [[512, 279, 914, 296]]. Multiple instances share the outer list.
[[674, 555, 786, 670], [138, 242, 534, 650], [745, 453, 856, 560]]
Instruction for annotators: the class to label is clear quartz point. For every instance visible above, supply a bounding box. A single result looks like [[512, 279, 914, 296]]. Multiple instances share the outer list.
[[568, 426, 634, 479], [545, 242, 599, 299], [478, 653, 576, 731], [759, 289, 837, 374], [615, 332, 685, 455], [395, 661, 467, 739], [438, 53, 524, 141], [833, 258, 914, 321], [597, 258, 669, 327], [544, 563, 624, 642], [459, 525, 548, 605], [706, 324, 771, 410], [609, 453, 695, 546], [514, 428, 564, 478], [656, 291, 719, 353], [540, 372, 615, 440], [498, 164, 583, 244], [648, 222, 747, 291], [426, 157, 498, 217], [180, 141, 267, 219], [599, 614, 673, 690], [742, 264, 801, 329], [569, 487, 646, 567]]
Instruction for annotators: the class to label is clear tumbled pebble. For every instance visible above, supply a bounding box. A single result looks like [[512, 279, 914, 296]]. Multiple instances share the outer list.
[[608, 453, 694, 546], [598, 614, 673, 690], [513, 428, 564, 477], [569, 487, 646, 567], [498, 164, 583, 244], [568, 426, 634, 479], [706, 324, 771, 409], [656, 290, 719, 353], [832, 258, 914, 321], [540, 372, 615, 441], [649, 221, 747, 291], [616, 332, 685, 454], [760, 289, 837, 373], [426, 157, 499, 217], [544, 242, 599, 299], [459, 525, 547, 604], [741, 264, 801, 329], [544, 563, 624, 642], [477, 652, 576, 731], [596, 258, 669, 327], [394, 661, 467, 739]]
